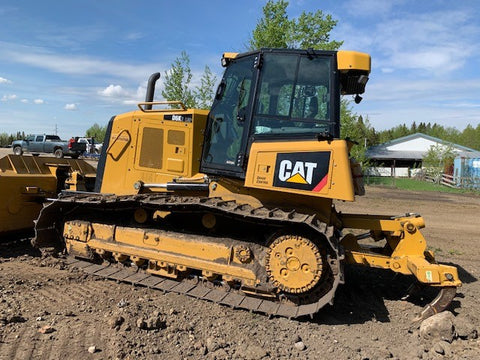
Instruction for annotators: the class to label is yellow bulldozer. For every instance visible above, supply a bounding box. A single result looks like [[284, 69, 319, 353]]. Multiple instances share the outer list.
[[33, 48, 460, 320]]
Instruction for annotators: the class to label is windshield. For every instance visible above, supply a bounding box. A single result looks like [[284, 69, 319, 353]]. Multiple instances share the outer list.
[[253, 54, 332, 136]]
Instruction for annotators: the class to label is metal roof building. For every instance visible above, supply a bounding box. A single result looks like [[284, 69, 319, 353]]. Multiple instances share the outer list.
[[366, 133, 480, 167]]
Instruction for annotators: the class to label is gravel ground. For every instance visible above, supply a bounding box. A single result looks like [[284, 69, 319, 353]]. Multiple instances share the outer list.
[[0, 182, 479, 359]]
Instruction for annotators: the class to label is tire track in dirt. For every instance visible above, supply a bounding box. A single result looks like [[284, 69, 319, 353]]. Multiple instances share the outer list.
[[0, 314, 109, 360], [44, 318, 105, 360], [7, 277, 111, 309], [0, 276, 122, 359], [0, 324, 37, 360], [0, 280, 116, 359]]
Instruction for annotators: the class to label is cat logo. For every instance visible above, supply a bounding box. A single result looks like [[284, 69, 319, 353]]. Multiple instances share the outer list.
[[278, 160, 317, 184], [273, 152, 330, 192]]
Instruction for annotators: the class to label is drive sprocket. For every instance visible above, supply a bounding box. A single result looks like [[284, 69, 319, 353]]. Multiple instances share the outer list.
[[265, 234, 323, 294]]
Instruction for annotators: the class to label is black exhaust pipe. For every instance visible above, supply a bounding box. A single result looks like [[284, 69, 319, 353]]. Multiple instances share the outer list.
[[145, 72, 160, 110]]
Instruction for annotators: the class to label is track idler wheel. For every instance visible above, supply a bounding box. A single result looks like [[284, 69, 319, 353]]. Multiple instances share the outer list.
[[265, 234, 323, 294]]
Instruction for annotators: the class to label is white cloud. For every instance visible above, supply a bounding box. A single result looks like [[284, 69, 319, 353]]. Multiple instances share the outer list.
[[361, 103, 480, 132], [0, 41, 162, 81], [33, 99, 44, 104], [355, 75, 480, 131], [0, 77, 12, 84], [122, 99, 138, 105], [448, 102, 480, 109], [64, 103, 77, 110], [125, 32, 144, 41], [99, 83, 147, 105], [99, 84, 128, 97], [343, 0, 402, 18], [21, 99, 28, 103], [366, 78, 480, 103], [339, 9, 480, 76], [1, 94, 16, 101]]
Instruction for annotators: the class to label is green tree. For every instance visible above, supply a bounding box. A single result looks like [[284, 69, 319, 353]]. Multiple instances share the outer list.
[[161, 51, 195, 108], [249, 0, 290, 49], [340, 101, 375, 162], [422, 144, 456, 181], [194, 65, 217, 109], [417, 122, 427, 133], [0, 133, 9, 147], [459, 124, 480, 150], [411, 121, 417, 133], [248, 0, 342, 50], [86, 123, 107, 142], [474, 124, 480, 150]]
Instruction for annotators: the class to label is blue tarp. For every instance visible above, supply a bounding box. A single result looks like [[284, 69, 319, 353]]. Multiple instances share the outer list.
[[454, 157, 480, 188]]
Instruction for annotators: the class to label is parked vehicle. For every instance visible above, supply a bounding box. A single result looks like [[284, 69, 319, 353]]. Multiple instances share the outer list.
[[11, 134, 86, 158], [75, 137, 103, 154]]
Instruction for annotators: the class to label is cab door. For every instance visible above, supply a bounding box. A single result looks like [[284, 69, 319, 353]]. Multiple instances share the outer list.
[[29, 135, 45, 152], [200, 55, 256, 178]]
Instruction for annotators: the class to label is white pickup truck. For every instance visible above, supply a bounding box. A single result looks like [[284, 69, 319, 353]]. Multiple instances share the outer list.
[[75, 137, 103, 154]]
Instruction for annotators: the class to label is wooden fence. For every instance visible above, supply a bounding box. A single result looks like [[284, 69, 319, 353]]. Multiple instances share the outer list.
[[425, 173, 480, 189]]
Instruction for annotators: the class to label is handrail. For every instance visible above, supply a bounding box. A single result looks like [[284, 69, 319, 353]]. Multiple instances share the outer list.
[[137, 101, 187, 112]]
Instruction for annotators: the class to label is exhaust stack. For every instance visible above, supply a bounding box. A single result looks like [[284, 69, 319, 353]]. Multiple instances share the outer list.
[[145, 72, 161, 110]]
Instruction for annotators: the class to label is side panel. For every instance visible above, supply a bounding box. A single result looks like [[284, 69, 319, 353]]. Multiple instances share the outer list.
[[244, 139, 355, 201], [99, 110, 207, 195], [43, 142, 56, 153]]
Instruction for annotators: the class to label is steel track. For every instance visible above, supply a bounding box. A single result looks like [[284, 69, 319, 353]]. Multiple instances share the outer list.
[[34, 192, 344, 319]]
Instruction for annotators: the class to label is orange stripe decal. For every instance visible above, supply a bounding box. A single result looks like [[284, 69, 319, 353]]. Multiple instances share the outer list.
[[312, 175, 328, 192]]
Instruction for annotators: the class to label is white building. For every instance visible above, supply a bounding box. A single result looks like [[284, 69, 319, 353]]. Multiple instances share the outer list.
[[365, 133, 480, 177]]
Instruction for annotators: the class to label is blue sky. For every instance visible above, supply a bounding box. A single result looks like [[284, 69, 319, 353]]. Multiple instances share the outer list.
[[0, 0, 479, 139]]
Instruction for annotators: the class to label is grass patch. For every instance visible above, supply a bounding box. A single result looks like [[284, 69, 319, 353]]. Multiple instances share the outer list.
[[428, 246, 443, 254], [365, 176, 479, 194]]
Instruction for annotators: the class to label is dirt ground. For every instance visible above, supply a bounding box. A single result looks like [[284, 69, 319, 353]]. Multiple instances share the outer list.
[[0, 159, 479, 359]]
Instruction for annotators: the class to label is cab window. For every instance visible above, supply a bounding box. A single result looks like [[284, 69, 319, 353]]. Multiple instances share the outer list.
[[253, 54, 331, 135]]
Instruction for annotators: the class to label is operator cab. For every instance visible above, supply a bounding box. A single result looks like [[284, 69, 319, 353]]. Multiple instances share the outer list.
[[200, 48, 369, 179]]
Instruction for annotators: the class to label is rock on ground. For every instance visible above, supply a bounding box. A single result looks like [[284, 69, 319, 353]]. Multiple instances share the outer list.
[[420, 311, 455, 343]]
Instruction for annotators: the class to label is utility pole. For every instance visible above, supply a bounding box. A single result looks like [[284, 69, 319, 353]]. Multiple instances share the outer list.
[[54, 124, 58, 135]]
